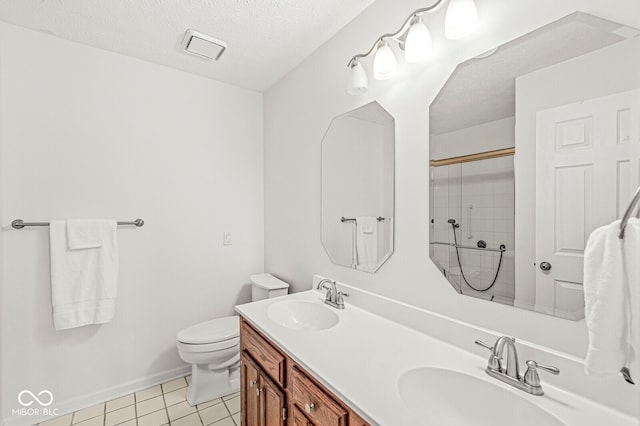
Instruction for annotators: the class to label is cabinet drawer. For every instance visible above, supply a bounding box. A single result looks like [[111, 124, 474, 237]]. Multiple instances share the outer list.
[[291, 367, 347, 426], [291, 405, 313, 426], [240, 319, 286, 386]]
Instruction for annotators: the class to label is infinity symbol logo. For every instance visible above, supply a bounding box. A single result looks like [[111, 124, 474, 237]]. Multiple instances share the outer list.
[[18, 390, 54, 407]]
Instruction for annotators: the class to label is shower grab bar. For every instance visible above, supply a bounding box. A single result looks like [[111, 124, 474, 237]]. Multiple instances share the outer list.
[[11, 218, 145, 229], [430, 241, 506, 253], [619, 186, 640, 239], [341, 217, 385, 222]]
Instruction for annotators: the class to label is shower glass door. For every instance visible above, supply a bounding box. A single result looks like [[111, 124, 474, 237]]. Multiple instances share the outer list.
[[430, 155, 515, 305]]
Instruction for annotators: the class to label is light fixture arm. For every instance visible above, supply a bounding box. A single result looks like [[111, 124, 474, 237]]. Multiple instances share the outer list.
[[347, 0, 445, 68]]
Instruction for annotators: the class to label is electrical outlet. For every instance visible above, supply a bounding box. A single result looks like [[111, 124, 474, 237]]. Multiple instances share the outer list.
[[223, 232, 232, 246]]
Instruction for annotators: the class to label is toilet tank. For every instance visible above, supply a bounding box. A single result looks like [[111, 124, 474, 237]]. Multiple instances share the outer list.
[[250, 273, 289, 301]]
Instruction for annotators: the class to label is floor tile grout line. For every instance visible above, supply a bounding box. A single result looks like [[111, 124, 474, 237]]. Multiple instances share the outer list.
[[133, 389, 139, 426], [161, 383, 171, 426], [222, 401, 233, 422], [196, 407, 205, 426]]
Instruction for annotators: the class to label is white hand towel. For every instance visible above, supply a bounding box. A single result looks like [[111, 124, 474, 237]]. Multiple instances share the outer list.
[[49, 220, 119, 330], [622, 217, 640, 376], [584, 220, 628, 376], [356, 216, 378, 271], [67, 219, 104, 249], [360, 217, 376, 234]]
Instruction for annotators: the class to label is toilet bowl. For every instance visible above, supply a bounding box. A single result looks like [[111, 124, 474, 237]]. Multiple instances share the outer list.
[[177, 274, 289, 406], [177, 316, 240, 405]]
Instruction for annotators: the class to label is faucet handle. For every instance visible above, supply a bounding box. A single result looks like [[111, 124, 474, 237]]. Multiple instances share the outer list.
[[524, 360, 559, 387], [336, 291, 349, 306], [475, 340, 493, 351], [475, 340, 502, 370], [526, 360, 559, 375]]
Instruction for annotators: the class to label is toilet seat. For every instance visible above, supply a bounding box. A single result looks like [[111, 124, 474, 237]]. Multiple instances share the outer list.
[[177, 316, 239, 353], [177, 337, 239, 353]]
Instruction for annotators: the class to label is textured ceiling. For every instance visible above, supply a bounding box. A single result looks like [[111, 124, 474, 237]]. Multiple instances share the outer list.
[[430, 12, 638, 135], [0, 0, 375, 91]]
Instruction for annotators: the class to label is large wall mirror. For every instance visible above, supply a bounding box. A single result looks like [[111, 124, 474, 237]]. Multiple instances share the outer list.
[[429, 12, 640, 319], [322, 101, 395, 273]]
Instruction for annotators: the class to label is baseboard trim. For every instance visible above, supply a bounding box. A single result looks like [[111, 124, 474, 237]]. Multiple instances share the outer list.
[[3, 365, 191, 426]]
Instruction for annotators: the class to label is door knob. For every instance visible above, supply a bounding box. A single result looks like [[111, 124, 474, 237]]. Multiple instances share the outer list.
[[539, 261, 552, 271]]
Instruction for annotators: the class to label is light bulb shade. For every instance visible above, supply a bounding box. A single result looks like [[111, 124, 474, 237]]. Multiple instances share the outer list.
[[347, 60, 369, 95], [373, 41, 397, 80], [404, 16, 433, 63], [444, 0, 478, 40]]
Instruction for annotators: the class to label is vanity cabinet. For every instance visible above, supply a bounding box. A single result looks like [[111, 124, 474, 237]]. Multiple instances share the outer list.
[[241, 352, 286, 426], [240, 317, 369, 426]]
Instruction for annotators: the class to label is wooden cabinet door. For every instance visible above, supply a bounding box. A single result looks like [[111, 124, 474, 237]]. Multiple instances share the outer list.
[[291, 405, 313, 426], [259, 370, 286, 426], [241, 352, 261, 426]]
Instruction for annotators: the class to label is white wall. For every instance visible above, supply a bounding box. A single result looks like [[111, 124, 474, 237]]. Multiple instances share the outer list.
[[263, 0, 640, 362], [430, 116, 515, 160], [0, 29, 4, 420], [514, 36, 640, 310], [0, 23, 264, 423]]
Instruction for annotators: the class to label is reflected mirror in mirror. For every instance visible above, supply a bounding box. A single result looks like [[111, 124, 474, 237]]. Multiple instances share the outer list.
[[322, 101, 395, 273], [429, 12, 640, 319]]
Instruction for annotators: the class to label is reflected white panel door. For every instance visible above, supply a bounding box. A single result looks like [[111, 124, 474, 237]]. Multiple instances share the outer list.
[[535, 89, 640, 319]]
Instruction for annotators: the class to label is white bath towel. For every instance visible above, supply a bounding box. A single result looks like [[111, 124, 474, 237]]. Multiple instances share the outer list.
[[356, 216, 378, 271], [66, 219, 104, 249], [583, 219, 631, 376], [49, 220, 119, 330], [622, 218, 640, 377]]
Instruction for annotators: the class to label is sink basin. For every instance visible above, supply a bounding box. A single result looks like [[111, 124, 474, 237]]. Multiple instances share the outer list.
[[397, 367, 564, 426], [267, 300, 339, 331]]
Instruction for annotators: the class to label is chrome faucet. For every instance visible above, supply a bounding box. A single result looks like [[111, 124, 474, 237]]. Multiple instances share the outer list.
[[493, 336, 520, 379], [316, 278, 349, 309], [475, 336, 559, 396]]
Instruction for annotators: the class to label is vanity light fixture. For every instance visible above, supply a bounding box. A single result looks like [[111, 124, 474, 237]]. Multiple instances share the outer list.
[[373, 41, 397, 80], [347, 59, 369, 95], [405, 15, 433, 63], [444, 0, 479, 40], [347, 0, 479, 94]]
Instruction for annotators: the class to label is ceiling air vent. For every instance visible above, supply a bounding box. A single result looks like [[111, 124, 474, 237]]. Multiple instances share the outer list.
[[182, 29, 227, 61]]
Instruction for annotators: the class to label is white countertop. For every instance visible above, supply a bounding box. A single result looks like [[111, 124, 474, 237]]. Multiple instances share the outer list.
[[235, 290, 637, 426]]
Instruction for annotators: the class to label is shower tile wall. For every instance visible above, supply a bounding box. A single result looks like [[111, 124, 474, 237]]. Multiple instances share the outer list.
[[431, 156, 515, 303]]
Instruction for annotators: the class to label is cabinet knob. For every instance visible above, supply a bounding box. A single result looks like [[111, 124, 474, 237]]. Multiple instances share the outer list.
[[256, 387, 262, 396], [304, 403, 315, 414], [249, 380, 256, 387]]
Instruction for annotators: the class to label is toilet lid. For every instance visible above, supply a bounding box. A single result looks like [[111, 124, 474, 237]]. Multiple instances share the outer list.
[[177, 316, 239, 344]]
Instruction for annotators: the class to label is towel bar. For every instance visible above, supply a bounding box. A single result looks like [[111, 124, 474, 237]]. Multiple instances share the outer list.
[[619, 186, 640, 239], [341, 216, 385, 222], [11, 218, 144, 229]]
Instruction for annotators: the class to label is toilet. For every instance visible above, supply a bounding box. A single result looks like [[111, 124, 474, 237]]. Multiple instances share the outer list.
[[176, 274, 289, 406]]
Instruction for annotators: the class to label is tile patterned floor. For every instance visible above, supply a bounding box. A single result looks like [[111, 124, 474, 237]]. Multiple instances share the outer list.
[[36, 375, 240, 426]]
